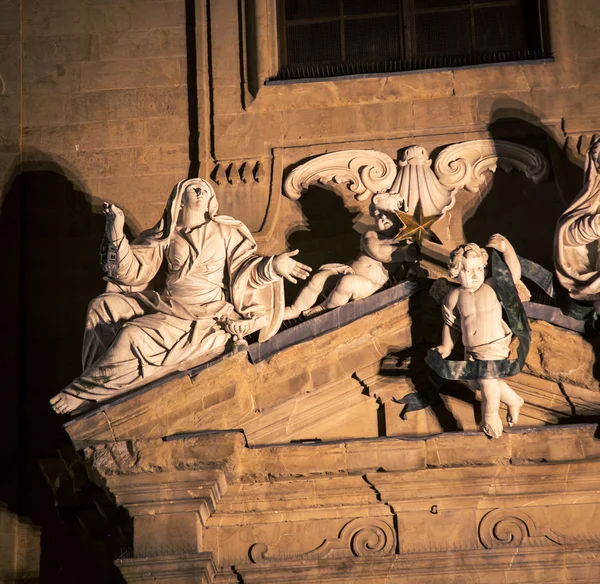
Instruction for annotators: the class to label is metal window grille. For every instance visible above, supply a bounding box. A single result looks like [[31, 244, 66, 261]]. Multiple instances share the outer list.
[[272, 0, 551, 81]]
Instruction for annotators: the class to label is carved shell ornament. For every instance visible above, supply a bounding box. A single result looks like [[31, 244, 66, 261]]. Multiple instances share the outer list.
[[283, 140, 549, 244]]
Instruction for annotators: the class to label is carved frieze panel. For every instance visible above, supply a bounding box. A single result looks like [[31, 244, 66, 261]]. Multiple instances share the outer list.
[[283, 140, 549, 226], [249, 517, 396, 563], [479, 508, 600, 549]]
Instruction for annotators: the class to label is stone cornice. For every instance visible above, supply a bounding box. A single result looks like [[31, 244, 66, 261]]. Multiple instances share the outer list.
[[105, 470, 227, 522], [117, 553, 216, 583], [227, 547, 600, 583]]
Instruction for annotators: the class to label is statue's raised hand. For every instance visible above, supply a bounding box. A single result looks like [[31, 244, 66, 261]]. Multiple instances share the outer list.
[[487, 233, 509, 253], [273, 249, 312, 284], [103, 202, 125, 242]]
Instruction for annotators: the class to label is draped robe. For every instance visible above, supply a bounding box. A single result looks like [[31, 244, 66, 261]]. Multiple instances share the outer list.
[[555, 140, 600, 302], [63, 218, 283, 402]]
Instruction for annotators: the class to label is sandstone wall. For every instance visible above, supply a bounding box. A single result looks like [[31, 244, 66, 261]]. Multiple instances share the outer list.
[[20, 0, 193, 230], [4, 1, 600, 582], [0, 1, 194, 581], [2, 0, 599, 236], [0, 505, 40, 583]]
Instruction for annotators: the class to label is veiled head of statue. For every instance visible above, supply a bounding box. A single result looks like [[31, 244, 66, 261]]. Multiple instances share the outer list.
[[177, 178, 219, 220], [143, 178, 252, 244]]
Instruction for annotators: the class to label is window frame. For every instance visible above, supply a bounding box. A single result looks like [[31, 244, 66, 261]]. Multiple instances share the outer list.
[[270, 0, 552, 83]]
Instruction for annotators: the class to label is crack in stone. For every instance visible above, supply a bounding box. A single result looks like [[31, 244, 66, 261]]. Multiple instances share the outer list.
[[102, 410, 118, 442], [558, 382, 577, 416]]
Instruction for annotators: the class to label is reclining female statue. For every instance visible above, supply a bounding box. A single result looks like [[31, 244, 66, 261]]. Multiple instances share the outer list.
[[50, 178, 311, 414]]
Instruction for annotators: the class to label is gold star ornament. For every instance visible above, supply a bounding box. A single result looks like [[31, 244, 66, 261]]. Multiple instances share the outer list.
[[393, 204, 442, 247]]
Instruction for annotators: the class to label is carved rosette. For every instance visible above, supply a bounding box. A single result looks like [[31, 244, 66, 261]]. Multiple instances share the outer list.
[[249, 517, 396, 563], [434, 139, 549, 193]]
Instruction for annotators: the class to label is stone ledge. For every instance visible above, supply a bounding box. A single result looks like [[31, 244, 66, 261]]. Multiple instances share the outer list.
[[105, 470, 227, 520], [85, 424, 600, 484], [228, 547, 600, 584], [116, 553, 216, 584]]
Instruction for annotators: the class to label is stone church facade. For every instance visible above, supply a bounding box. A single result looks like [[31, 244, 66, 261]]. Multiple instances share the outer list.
[[2, 1, 600, 582]]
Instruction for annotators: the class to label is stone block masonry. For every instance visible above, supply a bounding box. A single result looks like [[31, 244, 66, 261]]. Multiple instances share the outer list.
[[20, 0, 191, 231]]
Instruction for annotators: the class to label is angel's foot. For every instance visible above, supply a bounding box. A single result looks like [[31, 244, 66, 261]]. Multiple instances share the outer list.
[[283, 306, 300, 320], [507, 395, 525, 427], [302, 305, 326, 318], [50, 392, 86, 415], [482, 413, 504, 439]]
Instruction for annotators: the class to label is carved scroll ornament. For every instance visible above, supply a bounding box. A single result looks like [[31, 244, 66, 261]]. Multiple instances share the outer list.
[[283, 140, 548, 221], [283, 150, 397, 202], [249, 517, 396, 563], [479, 508, 598, 549], [434, 139, 549, 194]]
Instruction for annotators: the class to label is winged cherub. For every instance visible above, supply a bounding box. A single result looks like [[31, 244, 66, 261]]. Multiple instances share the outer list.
[[284, 205, 417, 319], [435, 235, 525, 438]]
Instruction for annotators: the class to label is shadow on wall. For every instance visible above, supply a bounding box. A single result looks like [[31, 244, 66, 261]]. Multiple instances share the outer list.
[[462, 102, 584, 271], [283, 183, 363, 305], [0, 153, 131, 583]]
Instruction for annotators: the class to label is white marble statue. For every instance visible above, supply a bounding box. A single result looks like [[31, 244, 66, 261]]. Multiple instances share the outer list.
[[435, 236, 524, 438], [50, 178, 311, 414], [555, 136, 600, 311], [283, 206, 417, 319]]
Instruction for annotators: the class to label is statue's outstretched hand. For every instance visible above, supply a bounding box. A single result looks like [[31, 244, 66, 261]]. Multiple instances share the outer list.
[[103, 202, 126, 241], [273, 249, 312, 284]]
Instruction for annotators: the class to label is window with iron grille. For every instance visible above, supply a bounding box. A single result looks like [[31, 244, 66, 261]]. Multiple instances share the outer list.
[[272, 0, 551, 82]]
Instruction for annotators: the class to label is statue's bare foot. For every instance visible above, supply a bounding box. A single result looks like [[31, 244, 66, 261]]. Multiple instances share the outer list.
[[302, 305, 326, 318], [50, 392, 85, 415], [283, 306, 300, 320], [482, 413, 504, 439], [507, 396, 525, 427]]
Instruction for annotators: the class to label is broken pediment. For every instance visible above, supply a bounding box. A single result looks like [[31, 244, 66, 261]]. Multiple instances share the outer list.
[[64, 278, 600, 452], [60, 272, 600, 584]]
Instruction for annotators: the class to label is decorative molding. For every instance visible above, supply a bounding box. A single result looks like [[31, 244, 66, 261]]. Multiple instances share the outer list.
[[105, 470, 227, 522], [282, 140, 548, 218], [434, 139, 549, 194], [374, 145, 455, 216], [234, 548, 600, 583], [249, 517, 396, 563], [117, 553, 216, 584], [283, 149, 397, 201], [478, 508, 598, 549], [564, 132, 600, 158], [210, 160, 264, 185]]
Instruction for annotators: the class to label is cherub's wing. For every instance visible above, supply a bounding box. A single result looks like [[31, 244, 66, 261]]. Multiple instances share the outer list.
[[434, 139, 549, 194], [283, 149, 397, 202]]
